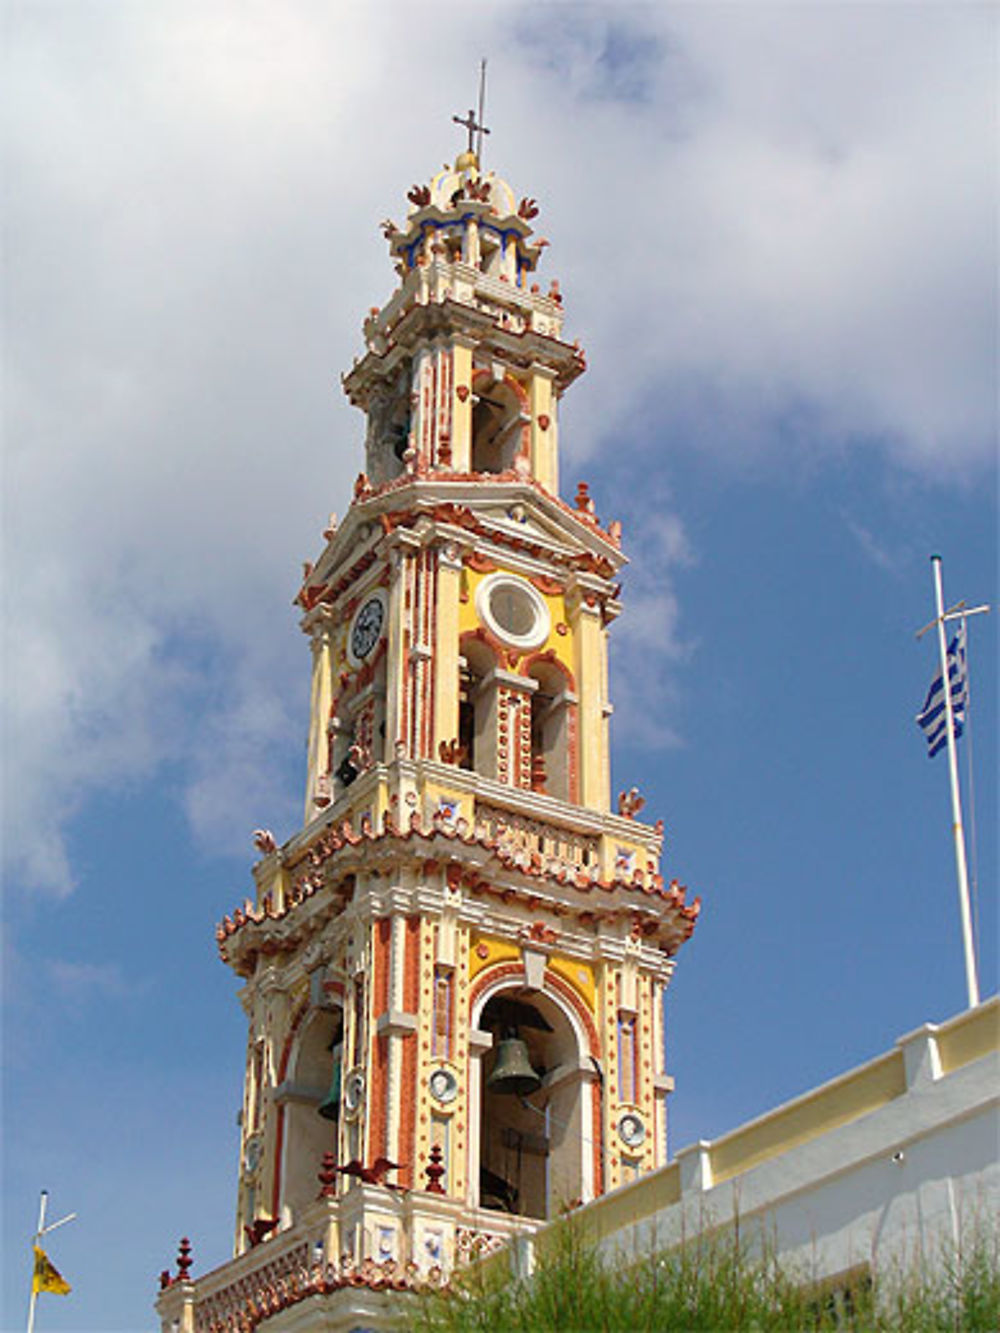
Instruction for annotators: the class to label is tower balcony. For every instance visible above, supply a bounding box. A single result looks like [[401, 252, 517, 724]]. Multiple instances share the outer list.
[[155, 1183, 542, 1333], [226, 755, 697, 984], [285, 758, 664, 901]]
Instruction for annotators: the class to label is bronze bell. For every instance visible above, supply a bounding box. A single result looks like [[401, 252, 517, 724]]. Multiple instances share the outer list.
[[317, 1058, 342, 1121], [487, 1036, 542, 1096]]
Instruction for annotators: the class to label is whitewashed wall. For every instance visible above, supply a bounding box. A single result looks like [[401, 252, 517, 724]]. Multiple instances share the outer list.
[[515, 1000, 1000, 1285]]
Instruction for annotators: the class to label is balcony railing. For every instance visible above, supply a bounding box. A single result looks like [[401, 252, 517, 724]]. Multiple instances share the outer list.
[[192, 1234, 312, 1333], [157, 1192, 544, 1333], [475, 803, 600, 869]]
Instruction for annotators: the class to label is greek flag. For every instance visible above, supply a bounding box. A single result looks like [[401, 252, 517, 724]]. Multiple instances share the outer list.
[[916, 623, 968, 758]]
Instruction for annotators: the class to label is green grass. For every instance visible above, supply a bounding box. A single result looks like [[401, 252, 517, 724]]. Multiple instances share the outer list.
[[405, 1215, 1000, 1332]]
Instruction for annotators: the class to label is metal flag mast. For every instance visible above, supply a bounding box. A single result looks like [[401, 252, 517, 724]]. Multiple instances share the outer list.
[[26, 1190, 76, 1333], [915, 554, 990, 1009]]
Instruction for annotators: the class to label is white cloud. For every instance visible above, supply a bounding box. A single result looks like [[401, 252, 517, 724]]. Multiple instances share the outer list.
[[841, 512, 904, 576], [526, 5, 995, 468], [4, 3, 994, 892], [46, 958, 132, 1000], [609, 498, 698, 751]]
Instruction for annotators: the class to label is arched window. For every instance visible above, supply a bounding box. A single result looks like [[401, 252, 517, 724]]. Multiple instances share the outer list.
[[471, 379, 526, 475], [277, 1007, 343, 1227], [479, 232, 502, 279], [364, 369, 411, 485], [458, 665, 476, 773], [458, 635, 501, 777], [527, 658, 576, 804], [328, 656, 387, 800], [475, 988, 590, 1220]]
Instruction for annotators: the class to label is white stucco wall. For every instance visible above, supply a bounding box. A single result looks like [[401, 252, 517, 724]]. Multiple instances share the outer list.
[[518, 999, 999, 1286], [623, 1053, 995, 1280]]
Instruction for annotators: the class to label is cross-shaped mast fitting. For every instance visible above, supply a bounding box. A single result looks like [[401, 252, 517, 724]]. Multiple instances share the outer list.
[[452, 59, 490, 164]]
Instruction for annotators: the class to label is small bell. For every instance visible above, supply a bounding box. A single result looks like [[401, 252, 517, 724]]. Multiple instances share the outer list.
[[487, 1036, 542, 1097], [317, 1058, 342, 1121]]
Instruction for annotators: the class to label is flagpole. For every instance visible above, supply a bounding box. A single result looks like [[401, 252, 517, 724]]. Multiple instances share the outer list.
[[931, 555, 980, 1009], [26, 1190, 76, 1333], [26, 1190, 48, 1333]]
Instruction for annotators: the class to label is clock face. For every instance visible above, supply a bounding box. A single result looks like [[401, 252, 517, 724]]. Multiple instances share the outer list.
[[350, 596, 384, 662], [428, 1068, 458, 1104], [476, 573, 550, 650], [243, 1136, 262, 1174], [343, 1070, 366, 1116], [618, 1112, 646, 1148]]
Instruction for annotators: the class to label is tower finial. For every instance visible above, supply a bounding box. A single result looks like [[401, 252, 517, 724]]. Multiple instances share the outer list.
[[452, 59, 490, 171]]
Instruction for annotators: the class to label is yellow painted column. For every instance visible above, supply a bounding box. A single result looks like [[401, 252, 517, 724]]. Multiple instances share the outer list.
[[570, 588, 610, 811], [433, 543, 463, 758], [450, 338, 475, 472], [529, 365, 558, 492], [385, 538, 416, 759], [302, 608, 335, 823], [254, 968, 290, 1240]]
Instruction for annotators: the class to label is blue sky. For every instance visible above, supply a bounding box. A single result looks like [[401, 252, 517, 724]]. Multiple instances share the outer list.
[[3, 4, 996, 1328]]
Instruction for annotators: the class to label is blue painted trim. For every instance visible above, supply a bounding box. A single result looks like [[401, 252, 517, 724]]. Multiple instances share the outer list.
[[401, 215, 526, 269]]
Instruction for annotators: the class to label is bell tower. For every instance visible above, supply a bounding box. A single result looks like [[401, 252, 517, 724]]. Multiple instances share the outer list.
[[157, 124, 700, 1331]]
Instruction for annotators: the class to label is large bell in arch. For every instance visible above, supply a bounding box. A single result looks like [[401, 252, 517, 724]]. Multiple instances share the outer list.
[[317, 1056, 342, 1122], [487, 1035, 542, 1097]]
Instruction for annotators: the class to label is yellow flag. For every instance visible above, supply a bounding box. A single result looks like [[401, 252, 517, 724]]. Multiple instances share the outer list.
[[32, 1245, 71, 1295]]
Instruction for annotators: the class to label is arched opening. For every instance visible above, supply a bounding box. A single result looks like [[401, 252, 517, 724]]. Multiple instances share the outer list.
[[329, 713, 356, 793], [527, 659, 575, 803], [458, 635, 500, 777], [279, 1006, 343, 1226], [479, 231, 503, 279], [471, 379, 526, 475], [329, 663, 387, 800], [476, 987, 588, 1220], [365, 369, 412, 486]]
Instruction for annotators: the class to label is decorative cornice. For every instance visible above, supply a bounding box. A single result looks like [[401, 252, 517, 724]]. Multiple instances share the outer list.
[[343, 296, 584, 403], [298, 477, 625, 618], [216, 815, 699, 977]]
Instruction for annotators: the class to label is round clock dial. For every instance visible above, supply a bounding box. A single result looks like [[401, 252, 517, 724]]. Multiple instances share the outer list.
[[618, 1112, 646, 1148], [343, 1069, 366, 1116], [350, 596, 384, 662], [476, 573, 550, 650], [428, 1068, 458, 1104], [243, 1135, 262, 1174]]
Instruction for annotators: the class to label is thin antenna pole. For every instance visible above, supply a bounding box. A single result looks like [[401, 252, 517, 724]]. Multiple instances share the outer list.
[[476, 59, 487, 165], [931, 555, 980, 1008]]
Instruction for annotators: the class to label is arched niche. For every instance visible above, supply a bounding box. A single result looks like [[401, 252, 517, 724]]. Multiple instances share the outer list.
[[472, 980, 592, 1220], [328, 649, 388, 799], [364, 369, 412, 485], [471, 376, 527, 475], [278, 1004, 343, 1226], [526, 656, 577, 804], [458, 633, 503, 777]]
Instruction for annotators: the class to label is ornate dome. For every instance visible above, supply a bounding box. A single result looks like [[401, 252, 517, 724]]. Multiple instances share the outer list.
[[418, 155, 518, 220]]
